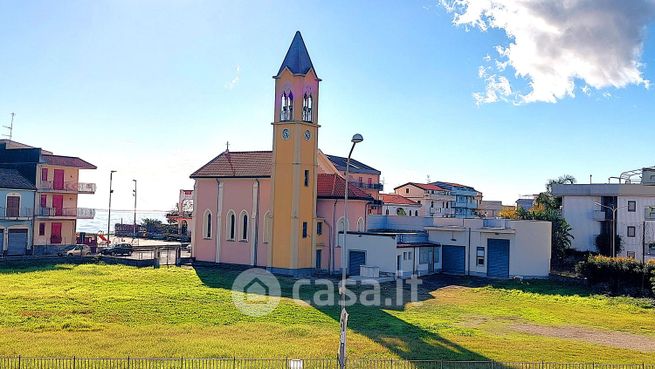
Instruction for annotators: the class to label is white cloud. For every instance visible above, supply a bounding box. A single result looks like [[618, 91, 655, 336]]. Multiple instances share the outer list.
[[441, 0, 655, 104], [224, 65, 240, 90]]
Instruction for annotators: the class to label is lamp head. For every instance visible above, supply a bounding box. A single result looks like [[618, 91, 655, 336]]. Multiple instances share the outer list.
[[351, 133, 363, 144]]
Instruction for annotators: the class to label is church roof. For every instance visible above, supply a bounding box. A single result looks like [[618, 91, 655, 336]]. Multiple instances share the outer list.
[[317, 174, 373, 201], [190, 151, 273, 178], [277, 31, 316, 76]]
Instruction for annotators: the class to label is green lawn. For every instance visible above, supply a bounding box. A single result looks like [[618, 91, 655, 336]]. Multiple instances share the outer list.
[[0, 263, 653, 362]]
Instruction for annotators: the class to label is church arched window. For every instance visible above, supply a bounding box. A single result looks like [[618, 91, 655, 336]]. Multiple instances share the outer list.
[[302, 93, 313, 122], [280, 92, 293, 121]]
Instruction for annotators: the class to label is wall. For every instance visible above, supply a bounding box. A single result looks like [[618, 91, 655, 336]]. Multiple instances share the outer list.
[[341, 232, 397, 275], [615, 196, 655, 259], [561, 196, 600, 252], [316, 197, 368, 270], [0, 188, 35, 252], [508, 220, 551, 277], [367, 215, 432, 231]]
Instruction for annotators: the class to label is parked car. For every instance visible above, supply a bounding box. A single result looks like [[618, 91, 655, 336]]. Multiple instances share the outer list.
[[100, 243, 133, 256], [57, 245, 77, 257], [66, 244, 91, 257]]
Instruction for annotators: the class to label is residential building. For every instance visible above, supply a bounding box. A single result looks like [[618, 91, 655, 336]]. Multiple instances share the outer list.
[[323, 154, 383, 214], [552, 182, 655, 261], [0, 169, 36, 256], [380, 193, 421, 216], [343, 215, 551, 278], [190, 32, 374, 276], [431, 181, 482, 218], [393, 182, 455, 217], [0, 140, 96, 251], [479, 200, 504, 218], [516, 197, 535, 210]]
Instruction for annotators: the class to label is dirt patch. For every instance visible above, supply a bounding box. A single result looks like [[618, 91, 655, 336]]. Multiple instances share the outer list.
[[512, 323, 655, 352]]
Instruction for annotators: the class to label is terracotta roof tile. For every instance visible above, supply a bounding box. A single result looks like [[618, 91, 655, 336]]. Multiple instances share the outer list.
[[394, 182, 446, 192], [190, 151, 273, 178], [380, 193, 419, 206], [317, 174, 372, 200], [42, 154, 96, 169]]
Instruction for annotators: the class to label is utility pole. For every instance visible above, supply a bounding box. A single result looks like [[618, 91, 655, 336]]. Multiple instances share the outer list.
[[3, 113, 15, 140], [107, 170, 116, 244], [133, 179, 137, 239]]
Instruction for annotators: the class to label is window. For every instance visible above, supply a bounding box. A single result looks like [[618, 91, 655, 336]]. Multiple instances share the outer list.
[[628, 201, 636, 212], [304, 170, 309, 187], [627, 251, 636, 259], [280, 92, 293, 121], [203, 210, 212, 239], [476, 247, 485, 266], [263, 212, 272, 243], [240, 211, 249, 241], [385, 209, 389, 215], [405, 188, 409, 194], [39, 223, 46, 236], [302, 222, 308, 238], [431, 201, 434, 208], [226, 211, 236, 241], [356, 217, 365, 232], [6, 195, 20, 217], [302, 93, 313, 122], [396, 208, 406, 216], [627, 226, 636, 237], [41, 168, 48, 181], [317, 221, 323, 235], [358, 177, 363, 184], [403, 251, 412, 261], [368, 178, 372, 185]]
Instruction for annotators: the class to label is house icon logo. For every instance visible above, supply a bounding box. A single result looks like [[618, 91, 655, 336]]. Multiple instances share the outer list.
[[231, 268, 281, 317]]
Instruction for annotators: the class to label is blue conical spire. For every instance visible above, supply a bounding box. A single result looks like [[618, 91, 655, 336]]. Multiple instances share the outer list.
[[277, 31, 315, 76]]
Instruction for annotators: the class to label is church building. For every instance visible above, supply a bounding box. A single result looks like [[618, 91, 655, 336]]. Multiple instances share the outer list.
[[190, 32, 380, 276]]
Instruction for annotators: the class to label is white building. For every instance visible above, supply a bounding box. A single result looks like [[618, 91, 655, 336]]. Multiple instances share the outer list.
[[341, 215, 552, 279], [379, 193, 422, 216], [479, 200, 504, 218], [552, 183, 655, 261], [393, 182, 455, 217]]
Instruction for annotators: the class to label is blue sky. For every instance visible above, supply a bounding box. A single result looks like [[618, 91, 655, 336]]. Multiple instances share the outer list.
[[1, 0, 654, 212]]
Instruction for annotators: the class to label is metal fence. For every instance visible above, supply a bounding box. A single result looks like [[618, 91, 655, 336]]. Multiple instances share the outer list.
[[0, 358, 653, 369]]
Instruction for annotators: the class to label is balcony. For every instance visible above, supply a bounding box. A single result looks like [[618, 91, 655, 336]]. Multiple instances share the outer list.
[[593, 210, 610, 221], [78, 182, 96, 194], [350, 182, 384, 191], [454, 201, 478, 209], [0, 207, 33, 220], [37, 207, 95, 219], [38, 181, 96, 194]]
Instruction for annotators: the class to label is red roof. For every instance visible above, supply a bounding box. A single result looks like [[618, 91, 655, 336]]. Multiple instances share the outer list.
[[379, 193, 419, 206], [190, 151, 273, 178], [394, 182, 446, 192], [317, 174, 373, 200], [42, 154, 96, 169]]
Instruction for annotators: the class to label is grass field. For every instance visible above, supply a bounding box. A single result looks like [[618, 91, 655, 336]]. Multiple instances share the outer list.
[[0, 263, 653, 362]]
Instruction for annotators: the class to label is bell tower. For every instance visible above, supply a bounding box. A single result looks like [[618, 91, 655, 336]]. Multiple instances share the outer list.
[[269, 31, 320, 275]]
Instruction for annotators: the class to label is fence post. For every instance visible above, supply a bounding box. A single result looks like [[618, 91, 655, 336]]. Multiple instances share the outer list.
[[18, 355, 21, 369], [441, 360, 444, 369], [127, 356, 130, 369], [232, 357, 236, 369], [73, 356, 76, 369]]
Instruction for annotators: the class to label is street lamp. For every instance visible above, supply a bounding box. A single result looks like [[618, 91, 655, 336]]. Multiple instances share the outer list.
[[594, 202, 628, 257], [107, 170, 116, 244], [133, 179, 137, 239], [339, 133, 363, 369]]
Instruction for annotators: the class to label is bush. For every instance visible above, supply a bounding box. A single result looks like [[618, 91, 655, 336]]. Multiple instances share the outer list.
[[576, 255, 655, 296]]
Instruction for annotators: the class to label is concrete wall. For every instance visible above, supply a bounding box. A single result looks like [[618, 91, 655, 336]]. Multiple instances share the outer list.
[[561, 196, 600, 252]]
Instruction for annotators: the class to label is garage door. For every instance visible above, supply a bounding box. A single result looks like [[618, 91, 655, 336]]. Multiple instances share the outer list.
[[487, 239, 510, 278], [7, 229, 28, 256], [442, 245, 465, 274], [348, 251, 366, 276]]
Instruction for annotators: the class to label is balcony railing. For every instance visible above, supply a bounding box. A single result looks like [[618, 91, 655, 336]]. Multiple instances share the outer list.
[[0, 207, 33, 219], [37, 207, 96, 219], [593, 210, 610, 221], [38, 181, 96, 194], [78, 182, 97, 194], [454, 201, 478, 209], [350, 182, 384, 191]]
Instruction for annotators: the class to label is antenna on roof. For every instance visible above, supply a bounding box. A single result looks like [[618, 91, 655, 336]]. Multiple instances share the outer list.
[[2, 113, 15, 140], [225, 141, 230, 152], [426, 174, 431, 183]]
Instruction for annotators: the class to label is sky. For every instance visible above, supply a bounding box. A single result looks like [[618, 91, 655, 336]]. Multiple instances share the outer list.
[[1, 0, 655, 213]]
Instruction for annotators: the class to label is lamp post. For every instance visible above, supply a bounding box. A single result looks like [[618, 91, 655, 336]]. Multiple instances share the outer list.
[[339, 133, 363, 369], [594, 202, 627, 257], [133, 179, 137, 239], [107, 170, 116, 244]]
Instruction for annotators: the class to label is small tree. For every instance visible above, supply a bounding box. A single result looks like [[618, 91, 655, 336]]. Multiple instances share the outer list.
[[141, 218, 164, 233], [595, 234, 622, 256]]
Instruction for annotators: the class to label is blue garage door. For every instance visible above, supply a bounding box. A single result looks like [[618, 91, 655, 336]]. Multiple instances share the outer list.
[[442, 245, 465, 274], [7, 229, 28, 256], [348, 251, 366, 276], [487, 239, 510, 278]]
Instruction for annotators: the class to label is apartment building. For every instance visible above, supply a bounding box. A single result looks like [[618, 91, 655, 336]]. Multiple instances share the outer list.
[[0, 169, 36, 256], [393, 182, 455, 217], [0, 140, 96, 250], [552, 182, 655, 261]]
